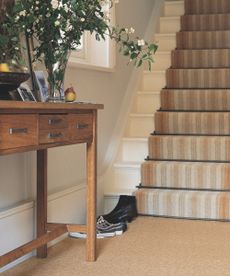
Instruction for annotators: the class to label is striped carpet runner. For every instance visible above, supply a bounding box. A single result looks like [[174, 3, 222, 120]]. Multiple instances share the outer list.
[[135, 0, 230, 220]]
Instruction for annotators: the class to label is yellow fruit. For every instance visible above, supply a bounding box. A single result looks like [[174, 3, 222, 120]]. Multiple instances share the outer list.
[[0, 63, 10, 72], [65, 86, 76, 102]]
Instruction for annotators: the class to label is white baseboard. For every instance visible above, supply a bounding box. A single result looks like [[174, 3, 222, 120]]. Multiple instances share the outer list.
[[0, 183, 86, 273]]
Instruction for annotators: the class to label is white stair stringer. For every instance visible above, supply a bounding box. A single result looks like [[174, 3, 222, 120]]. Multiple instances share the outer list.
[[103, 0, 184, 211]]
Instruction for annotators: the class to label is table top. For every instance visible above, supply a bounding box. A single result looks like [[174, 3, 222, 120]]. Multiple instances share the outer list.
[[0, 100, 104, 113]]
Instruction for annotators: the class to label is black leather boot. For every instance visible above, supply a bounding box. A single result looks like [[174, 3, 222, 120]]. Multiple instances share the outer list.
[[100, 195, 138, 224]]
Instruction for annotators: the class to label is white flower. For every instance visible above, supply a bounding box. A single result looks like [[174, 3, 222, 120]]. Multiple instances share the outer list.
[[54, 20, 60, 26], [63, 4, 69, 13], [19, 10, 26, 16], [80, 18, 85, 22], [137, 39, 145, 46], [46, 13, 51, 17], [125, 28, 129, 33], [129, 27, 135, 34], [35, 1, 39, 4]]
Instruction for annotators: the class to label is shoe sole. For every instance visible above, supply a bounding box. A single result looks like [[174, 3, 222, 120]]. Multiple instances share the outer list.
[[69, 232, 116, 239]]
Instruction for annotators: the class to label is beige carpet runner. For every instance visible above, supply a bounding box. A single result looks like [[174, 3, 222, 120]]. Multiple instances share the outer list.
[[135, 0, 230, 220]]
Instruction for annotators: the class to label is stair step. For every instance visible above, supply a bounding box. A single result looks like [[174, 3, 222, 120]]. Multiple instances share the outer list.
[[155, 33, 176, 51], [184, 0, 230, 15], [148, 135, 230, 161], [166, 68, 230, 89], [135, 188, 230, 220], [155, 112, 230, 135], [176, 30, 230, 49], [159, 16, 181, 34], [142, 70, 166, 91], [141, 160, 230, 190], [160, 89, 230, 111], [181, 14, 230, 31], [132, 91, 160, 114], [119, 138, 148, 162], [154, 51, 171, 70], [171, 49, 230, 68], [125, 114, 154, 137], [164, 1, 184, 17]]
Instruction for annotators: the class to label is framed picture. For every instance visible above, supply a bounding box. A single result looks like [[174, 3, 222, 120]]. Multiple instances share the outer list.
[[34, 70, 49, 102], [17, 83, 36, 102]]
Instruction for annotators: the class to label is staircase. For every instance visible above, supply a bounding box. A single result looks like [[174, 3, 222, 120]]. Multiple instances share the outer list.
[[135, 0, 230, 221], [103, 1, 183, 212]]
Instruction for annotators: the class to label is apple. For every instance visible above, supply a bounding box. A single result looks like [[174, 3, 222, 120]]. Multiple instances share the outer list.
[[64, 86, 76, 102], [0, 63, 10, 72]]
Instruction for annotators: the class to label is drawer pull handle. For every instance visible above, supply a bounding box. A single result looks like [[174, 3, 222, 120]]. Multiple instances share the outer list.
[[76, 123, 89, 129], [9, 128, 28, 134], [48, 119, 62, 125], [48, 132, 64, 139]]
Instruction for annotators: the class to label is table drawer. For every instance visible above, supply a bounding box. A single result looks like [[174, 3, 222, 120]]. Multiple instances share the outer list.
[[39, 128, 69, 144], [69, 114, 93, 141], [39, 114, 68, 130], [0, 115, 38, 150]]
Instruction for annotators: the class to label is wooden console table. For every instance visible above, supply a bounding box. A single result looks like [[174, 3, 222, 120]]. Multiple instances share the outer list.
[[0, 101, 103, 268]]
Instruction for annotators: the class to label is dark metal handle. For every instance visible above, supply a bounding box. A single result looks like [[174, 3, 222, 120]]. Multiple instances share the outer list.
[[9, 128, 28, 134], [48, 119, 62, 125], [76, 123, 89, 129], [48, 132, 64, 139]]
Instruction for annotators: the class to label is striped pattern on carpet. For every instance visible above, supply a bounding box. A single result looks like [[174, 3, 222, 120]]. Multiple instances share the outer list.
[[141, 161, 230, 190], [154, 112, 230, 135], [171, 49, 230, 68], [181, 14, 230, 31], [136, 189, 230, 220], [160, 89, 230, 111], [166, 68, 230, 88], [148, 135, 230, 161], [184, 0, 230, 15]]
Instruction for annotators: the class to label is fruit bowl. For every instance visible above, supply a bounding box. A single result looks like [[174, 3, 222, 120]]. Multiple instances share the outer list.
[[0, 72, 30, 99]]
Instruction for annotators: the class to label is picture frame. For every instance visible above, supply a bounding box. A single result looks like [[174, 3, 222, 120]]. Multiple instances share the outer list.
[[17, 83, 36, 102], [33, 70, 48, 102]]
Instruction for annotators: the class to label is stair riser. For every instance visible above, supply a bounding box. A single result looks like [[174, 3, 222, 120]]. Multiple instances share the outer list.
[[184, 0, 230, 15], [154, 52, 171, 70], [181, 14, 230, 31], [172, 50, 230, 68], [135, 189, 230, 220], [161, 89, 230, 111], [120, 140, 148, 162], [155, 112, 230, 135], [125, 116, 154, 138], [142, 71, 166, 91], [141, 161, 230, 190], [133, 93, 160, 114], [148, 136, 230, 161], [177, 31, 230, 49], [159, 17, 181, 34], [164, 1, 185, 17], [113, 166, 141, 190], [155, 34, 176, 51], [166, 69, 230, 89]]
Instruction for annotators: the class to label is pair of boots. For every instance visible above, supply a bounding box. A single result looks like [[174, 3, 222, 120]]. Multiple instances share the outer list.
[[96, 195, 138, 237]]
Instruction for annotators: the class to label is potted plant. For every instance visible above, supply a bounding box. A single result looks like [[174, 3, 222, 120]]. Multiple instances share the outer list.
[[2, 0, 158, 101]]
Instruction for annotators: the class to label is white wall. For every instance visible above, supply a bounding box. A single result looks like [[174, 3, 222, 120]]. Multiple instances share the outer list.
[[0, 0, 157, 270]]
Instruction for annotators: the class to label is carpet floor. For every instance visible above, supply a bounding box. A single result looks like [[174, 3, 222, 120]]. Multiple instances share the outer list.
[[3, 216, 230, 276]]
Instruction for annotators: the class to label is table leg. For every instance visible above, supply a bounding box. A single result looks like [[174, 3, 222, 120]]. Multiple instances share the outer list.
[[37, 149, 48, 258], [86, 110, 97, 261]]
